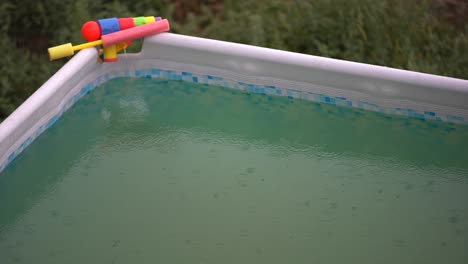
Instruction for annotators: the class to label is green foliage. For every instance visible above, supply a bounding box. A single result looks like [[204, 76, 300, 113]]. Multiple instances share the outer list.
[[177, 0, 468, 77], [1, 0, 467, 122]]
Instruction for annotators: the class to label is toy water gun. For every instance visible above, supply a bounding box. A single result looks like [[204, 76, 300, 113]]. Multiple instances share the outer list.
[[48, 16, 170, 62]]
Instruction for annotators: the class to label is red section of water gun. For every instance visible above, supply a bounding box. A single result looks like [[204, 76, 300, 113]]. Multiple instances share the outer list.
[[118, 18, 135, 31], [81, 21, 101, 42]]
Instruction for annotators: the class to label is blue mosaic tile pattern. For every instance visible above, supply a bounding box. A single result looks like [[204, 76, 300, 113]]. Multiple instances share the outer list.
[[134, 68, 465, 125], [1, 67, 466, 173]]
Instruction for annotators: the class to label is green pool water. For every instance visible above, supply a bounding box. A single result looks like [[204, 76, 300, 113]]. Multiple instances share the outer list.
[[1, 78, 467, 264]]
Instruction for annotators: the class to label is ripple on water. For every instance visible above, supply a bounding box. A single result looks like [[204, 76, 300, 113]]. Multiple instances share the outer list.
[[315, 150, 343, 159]]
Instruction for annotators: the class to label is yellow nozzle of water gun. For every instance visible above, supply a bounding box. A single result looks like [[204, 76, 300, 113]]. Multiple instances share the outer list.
[[48, 40, 103, 61]]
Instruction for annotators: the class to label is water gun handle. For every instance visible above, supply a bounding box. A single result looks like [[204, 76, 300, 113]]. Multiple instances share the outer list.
[[48, 40, 103, 61]]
